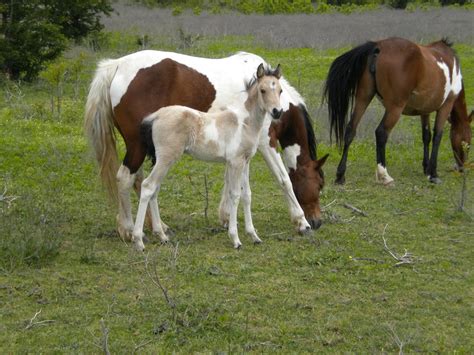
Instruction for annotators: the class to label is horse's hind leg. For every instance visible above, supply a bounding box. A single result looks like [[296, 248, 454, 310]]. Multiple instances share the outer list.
[[336, 71, 375, 184], [420, 114, 431, 175], [375, 106, 404, 185], [240, 161, 262, 244], [218, 166, 231, 228]]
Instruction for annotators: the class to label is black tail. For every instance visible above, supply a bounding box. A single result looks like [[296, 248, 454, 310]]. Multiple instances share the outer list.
[[140, 117, 156, 165], [323, 41, 377, 146]]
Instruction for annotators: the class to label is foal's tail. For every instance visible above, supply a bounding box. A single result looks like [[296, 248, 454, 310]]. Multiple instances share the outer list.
[[323, 41, 377, 146], [84, 59, 120, 203]]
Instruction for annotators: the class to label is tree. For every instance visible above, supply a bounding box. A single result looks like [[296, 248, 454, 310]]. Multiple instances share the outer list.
[[0, 0, 112, 80]]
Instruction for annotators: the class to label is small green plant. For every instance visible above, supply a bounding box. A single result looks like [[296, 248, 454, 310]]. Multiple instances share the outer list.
[[39, 60, 68, 119], [172, 5, 183, 15]]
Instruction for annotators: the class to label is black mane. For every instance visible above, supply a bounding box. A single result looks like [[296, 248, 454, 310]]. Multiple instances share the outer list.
[[299, 104, 317, 161]]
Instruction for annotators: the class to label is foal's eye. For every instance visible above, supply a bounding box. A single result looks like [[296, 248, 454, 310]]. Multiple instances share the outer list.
[[260, 89, 266, 94], [280, 89, 283, 94]]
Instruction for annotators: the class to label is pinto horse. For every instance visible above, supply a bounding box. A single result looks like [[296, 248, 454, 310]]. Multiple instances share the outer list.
[[132, 64, 283, 251], [324, 37, 472, 185], [84, 51, 327, 241]]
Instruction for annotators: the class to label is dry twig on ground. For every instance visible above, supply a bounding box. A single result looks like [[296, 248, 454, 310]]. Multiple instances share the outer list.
[[24, 309, 55, 330], [343, 203, 368, 217], [381, 224, 416, 267]]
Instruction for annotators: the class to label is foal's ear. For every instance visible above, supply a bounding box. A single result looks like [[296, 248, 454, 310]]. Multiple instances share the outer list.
[[315, 153, 329, 169], [273, 64, 282, 79], [257, 63, 265, 79]]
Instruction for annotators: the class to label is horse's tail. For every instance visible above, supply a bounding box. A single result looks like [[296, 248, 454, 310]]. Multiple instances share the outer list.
[[140, 115, 157, 166], [323, 41, 378, 146], [84, 58, 120, 203]]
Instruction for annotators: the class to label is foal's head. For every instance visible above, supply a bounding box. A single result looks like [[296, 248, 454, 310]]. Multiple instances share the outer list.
[[251, 63, 283, 120]]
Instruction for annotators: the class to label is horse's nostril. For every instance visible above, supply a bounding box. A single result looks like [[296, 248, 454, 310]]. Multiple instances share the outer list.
[[309, 218, 322, 230]]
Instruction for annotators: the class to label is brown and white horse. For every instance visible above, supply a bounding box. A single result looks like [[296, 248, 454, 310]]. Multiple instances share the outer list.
[[133, 64, 283, 251], [324, 37, 472, 185], [84, 51, 327, 241]]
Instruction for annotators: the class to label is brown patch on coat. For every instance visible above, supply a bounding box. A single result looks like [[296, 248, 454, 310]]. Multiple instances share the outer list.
[[113, 59, 216, 172]]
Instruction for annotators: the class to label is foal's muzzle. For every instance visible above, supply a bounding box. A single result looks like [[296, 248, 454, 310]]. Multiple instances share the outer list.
[[271, 108, 283, 119]]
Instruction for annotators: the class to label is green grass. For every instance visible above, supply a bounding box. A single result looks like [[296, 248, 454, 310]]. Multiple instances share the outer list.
[[0, 35, 473, 353]]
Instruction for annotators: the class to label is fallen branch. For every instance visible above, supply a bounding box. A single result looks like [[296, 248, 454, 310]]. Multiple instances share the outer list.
[[100, 318, 110, 355], [24, 309, 55, 330], [0, 186, 19, 211], [381, 224, 416, 267], [343, 203, 368, 217]]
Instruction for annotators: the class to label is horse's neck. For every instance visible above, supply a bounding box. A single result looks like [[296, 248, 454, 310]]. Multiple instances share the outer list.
[[277, 108, 313, 165]]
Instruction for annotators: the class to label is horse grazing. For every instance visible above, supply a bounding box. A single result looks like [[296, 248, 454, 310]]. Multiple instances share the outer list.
[[85, 50, 327, 242], [324, 37, 472, 185], [132, 64, 283, 251]]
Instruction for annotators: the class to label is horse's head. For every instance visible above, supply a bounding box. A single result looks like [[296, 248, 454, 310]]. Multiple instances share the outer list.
[[450, 94, 472, 169], [255, 63, 283, 120], [289, 154, 329, 229]]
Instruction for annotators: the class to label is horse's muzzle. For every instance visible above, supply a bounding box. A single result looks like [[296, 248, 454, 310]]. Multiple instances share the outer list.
[[308, 218, 322, 230], [271, 108, 283, 119]]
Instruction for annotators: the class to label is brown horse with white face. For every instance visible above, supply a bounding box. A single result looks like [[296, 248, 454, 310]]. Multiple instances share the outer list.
[[324, 37, 472, 185], [84, 51, 327, 241]]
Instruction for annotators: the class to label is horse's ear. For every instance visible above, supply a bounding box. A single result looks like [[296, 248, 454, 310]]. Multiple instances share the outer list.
[[257, 63, 265, 79], [315, 153, 329, 169], [273, 64, 282, 79]]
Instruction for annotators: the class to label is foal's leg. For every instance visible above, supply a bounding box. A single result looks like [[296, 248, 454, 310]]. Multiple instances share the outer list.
[[374, 106, 404, 185], [132, 155, 176, 251], [135, 167, 171, 235], [116, 164, 136, 241], [258, 142, 311, 234], [240, 161, 262, 244], [336, 71, 375, 184], [226, 160, 246, 249], [426, 101, 455, 184], [420, 114, 431, 175], [218, 166, 231, 228]]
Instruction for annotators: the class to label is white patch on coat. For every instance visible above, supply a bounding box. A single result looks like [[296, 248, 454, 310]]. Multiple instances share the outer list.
[[451, 59, 462, 96], [375, 163, 394, 185], [282, 144, 301, 172], [436, 59, 463, 105], [203, 119, 219, 143], [437, 60, 451, 105]]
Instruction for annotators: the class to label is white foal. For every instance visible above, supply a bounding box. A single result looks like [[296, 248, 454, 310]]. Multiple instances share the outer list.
[[132, 64, 284, 251]]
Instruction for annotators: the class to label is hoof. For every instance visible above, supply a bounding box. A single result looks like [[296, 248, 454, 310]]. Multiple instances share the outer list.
[[234, 243, 242, 250], [429, 176, 442, 184], [133, 240, 145, 252], [335, 176, 345, 185], [253, 239, 262, 245]]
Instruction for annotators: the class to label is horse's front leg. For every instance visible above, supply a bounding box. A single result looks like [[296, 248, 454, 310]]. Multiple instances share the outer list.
[[240, 160, 262, 244], [226, 160, 245, 249], [258, 140, 310, 234], [427, 102, 454, 184], [420, 114, 431, 175], [375, 106, 403, 185]]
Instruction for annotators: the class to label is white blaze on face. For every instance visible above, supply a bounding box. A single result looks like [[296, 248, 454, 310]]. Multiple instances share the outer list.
[[282, 144, 301, 172], [436, 59, 463, 106]]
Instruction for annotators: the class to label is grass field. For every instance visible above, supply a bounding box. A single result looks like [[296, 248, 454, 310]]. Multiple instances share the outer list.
[[1, 7, 473, 353]]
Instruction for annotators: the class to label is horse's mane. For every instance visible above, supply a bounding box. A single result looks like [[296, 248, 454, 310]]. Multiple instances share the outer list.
[[441, 37, 454, 48], [299, 104, 317, 161]]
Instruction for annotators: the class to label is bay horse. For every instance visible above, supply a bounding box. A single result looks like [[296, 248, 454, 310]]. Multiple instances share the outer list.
[[132, 64, 283, 251], [85, 50, 328, 242], [324, 37, 472, 185]]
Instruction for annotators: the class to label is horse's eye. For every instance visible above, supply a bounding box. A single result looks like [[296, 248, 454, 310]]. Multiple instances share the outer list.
[[260, 89, 266, 94], [280, 89, 283, 95]]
